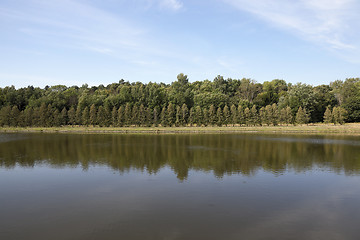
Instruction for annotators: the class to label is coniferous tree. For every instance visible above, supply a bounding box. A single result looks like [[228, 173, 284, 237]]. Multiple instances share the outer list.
[[195, 106, 203, 126], [175, 105, 181, 127], [139, 104, 146, 126], [124, 103, 131, 126], [279, 108, 287, 125], [75, 107, 82, 125], [0, 106, 11, 126], [259, 107, 266, 126], [104, 105, 112, 127], [24, 107, 33, 127], [46, 104, 54, 126], [145, 107, 153, 127], [82, 106, 90, 126], [244, 107, 251, 126], [223, 105, 230, 126], [132, 105, 139, 126], [181, 103, 188, 126], [332, 107, 347, 125], [39, 103, 48, 126], [60, 107, 68, 126], [216, 107, 223, 126], [203, 107, 209, 126], [167, 103, 175, 126], [264, 105, 272, 126], [238, 105, 244, 126], [188, 107, 195, 126], [160, 106, 167, 127], [250, 105, 258, 126], [111, 106, 118, 126], [153, 106, 159, 127], [17, 111, 25, 127], [97, 106, 106, 126], [295, 106, 309, 125], [68, 106, 76, 125], [89, 104, 97, 126], [9, 106, 20, 127], [117, 106, 125, 127], [230, 104, 237, 126], [323, 106, 333, 124], [32, 107, 41, 126], [53, 109, 61, 126], [208, 104, 216, 126], [285, 106, 293, 125], [271, 103, 279, 126]]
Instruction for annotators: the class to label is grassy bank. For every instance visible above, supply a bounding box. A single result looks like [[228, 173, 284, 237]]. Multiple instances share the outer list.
[[1, 123, 360, 135]]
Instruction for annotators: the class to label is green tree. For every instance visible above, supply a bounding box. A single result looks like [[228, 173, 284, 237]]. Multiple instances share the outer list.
[[208, 104, 216, 126], [285, 106, 293, 125], [175, 105, 181, 127], [82, 106, 89, 126], [60, 107, 68, 126], [295, 106, 309, 125], [216, 107, 223, 126], [89, 104, 97, 126], [181, 103, 188, 126], [117, 106, 125, 127], [271, 103, 279, 126], [230, 104, 237, 126], [332, 106, 347, 125], [68, 106, 76, 125], [9, 106, 20, 127], [132, 105, 139, 126], [202, 107, 209, 126], [139, 104, 146, 126], [97, 106, 106, 126], [39, 103, 48, 126], [53, 109, 61, 126], [238, 105, 244, 126], [167, 103, 175, 127], [153, 106, 160, 127], [244, 107, 251, 126], [195, 106, 203, 126], [223, 105, 230, 126], [323, 106, 333, 124], [124, 103, 131, 126], [75, 107, 82, 125], [279, 108, 286, 125], [188, 107, 195, 126], [111, 106, 118, 126], [160, 106, 167, 127], [259, 107, 266, 126], [24, 107, 33, 126], [250, 105, 258, 126], [145, 107, 153, 127], [264, 105, 272, 126]]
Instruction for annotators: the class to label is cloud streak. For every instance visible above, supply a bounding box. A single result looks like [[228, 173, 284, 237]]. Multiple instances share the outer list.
[[223, 0, 359, 50], [159, 0, 183, 11], [0, 0, 146, 55]]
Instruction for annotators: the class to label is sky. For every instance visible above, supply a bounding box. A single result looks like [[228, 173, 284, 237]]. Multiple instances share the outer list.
[[1, 0, 360, 88]]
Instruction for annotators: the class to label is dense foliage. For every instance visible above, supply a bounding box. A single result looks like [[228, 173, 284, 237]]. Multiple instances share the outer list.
[[0, 74, 358, 127]]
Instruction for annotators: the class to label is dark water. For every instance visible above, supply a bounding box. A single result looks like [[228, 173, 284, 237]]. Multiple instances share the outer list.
[[1, 133, 360, 240]]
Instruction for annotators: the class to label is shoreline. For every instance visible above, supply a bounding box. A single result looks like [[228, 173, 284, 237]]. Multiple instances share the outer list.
[[1, 123, 360, 135]]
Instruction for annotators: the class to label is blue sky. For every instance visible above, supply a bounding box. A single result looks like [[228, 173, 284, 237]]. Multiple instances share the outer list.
[[1, 0, 359, 88]]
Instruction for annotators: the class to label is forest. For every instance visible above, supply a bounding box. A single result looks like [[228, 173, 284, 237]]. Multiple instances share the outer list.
[[0, 74, 359, 127]]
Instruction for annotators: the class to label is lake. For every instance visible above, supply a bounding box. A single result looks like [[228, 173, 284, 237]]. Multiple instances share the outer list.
[[1, 133, 360, 239]]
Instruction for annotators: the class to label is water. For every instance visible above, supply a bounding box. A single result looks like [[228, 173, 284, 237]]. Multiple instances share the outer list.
[[1, 133, 360, 239]]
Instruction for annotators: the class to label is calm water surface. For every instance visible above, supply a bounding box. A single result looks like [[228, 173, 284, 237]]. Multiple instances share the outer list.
[[1, 133, 360, 240]]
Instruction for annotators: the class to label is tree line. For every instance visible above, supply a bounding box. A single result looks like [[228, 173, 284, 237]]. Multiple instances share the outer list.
[[0, 74, 358, 127]]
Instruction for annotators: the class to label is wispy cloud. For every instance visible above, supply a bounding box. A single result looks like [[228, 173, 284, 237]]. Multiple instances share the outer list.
[[223, 0, 359, 50], [158, 0, 183, 11], [0, 0, 145, 55]]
